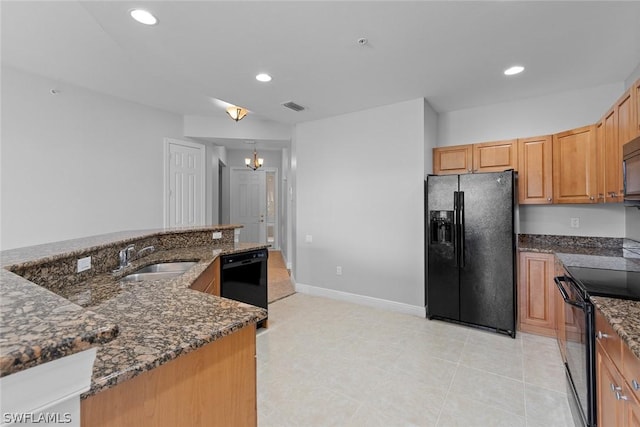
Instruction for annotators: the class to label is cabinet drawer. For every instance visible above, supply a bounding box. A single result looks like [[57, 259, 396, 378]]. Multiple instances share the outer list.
[[596, 309, 623, 368], [623, 344, 640, 401]]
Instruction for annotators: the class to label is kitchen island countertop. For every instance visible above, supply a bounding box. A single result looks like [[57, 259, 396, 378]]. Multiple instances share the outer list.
[[0, 227, 268, 397]]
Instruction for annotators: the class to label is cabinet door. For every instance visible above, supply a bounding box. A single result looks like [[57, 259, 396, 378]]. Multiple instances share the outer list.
[[472, 139, 518, 173], [598, 343, 627, 427], [619, 89, 635, 146], [602, 106, 623, 202], [627, 393, 640, 427], [433, 145, 473, 175], [552, 125, 598, 204], [518, 252, 555, 336], [517, 136, 553, 204]]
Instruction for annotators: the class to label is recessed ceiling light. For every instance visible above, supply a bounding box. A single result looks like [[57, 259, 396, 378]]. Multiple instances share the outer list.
[[504, 65, 525, 76], [256, 73, 272, 82], [130, 9, 158, 26]]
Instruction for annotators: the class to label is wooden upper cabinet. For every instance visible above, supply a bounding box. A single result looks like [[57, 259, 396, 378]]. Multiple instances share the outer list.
[[472, 139, 518, 173], [602, 106, 623, 203], [433, 145, 473, 175], [517, 136, 553, 204], [552, 125, 598, 204]]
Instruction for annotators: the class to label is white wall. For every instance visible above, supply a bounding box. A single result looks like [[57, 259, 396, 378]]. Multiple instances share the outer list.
[[437, 82, 628, 238], [438, 82, 623, 146], [184, 115, 291, 142], [625, 63, 640, 89], [294, 98, 427, 307], [1, 67, 183, 250], [423, 99, 438, 176]]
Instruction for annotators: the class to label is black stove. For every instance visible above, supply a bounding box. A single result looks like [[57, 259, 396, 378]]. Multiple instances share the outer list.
[[566, 266, 640, 301]]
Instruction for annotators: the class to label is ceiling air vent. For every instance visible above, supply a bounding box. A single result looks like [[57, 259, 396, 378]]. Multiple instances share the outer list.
[[282, 101, 305, 112]]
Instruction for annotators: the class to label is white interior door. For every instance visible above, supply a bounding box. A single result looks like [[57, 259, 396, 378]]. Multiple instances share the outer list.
[[165, 138, 205, 228], [230, 169, 266, 243]]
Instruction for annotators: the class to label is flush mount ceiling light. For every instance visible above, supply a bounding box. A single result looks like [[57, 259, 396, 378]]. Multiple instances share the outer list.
[[130, 9, 158, 25], [504, 65, 525, 76], [256, 73, 272, 82], [245, 149, 264, 171], [226, 106, 248, 122]]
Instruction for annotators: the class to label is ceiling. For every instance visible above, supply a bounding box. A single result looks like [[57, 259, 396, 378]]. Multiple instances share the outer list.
[[2, 1, 640, 127]]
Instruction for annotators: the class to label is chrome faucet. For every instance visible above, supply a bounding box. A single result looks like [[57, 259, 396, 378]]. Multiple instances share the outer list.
[[115, 244, 136, 272], [137, 245, 155, 258]]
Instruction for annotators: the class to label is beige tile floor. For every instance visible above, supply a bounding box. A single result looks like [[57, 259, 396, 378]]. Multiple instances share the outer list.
[[257, 293, 574, 427]]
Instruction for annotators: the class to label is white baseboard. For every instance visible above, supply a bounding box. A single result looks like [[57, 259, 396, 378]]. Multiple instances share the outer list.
[[294, 282, 426, 317]]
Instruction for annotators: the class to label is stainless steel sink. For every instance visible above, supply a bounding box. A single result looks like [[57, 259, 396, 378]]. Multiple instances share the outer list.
[[120, 261, 197, 282]]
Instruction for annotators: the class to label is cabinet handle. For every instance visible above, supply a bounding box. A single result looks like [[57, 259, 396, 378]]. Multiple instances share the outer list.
[[598, 331, 609, 339], [547, 197, 552, 202], [598, 193, 604, 199], [633, 380, 640, 391], [589, 196, 595, 201], [616, 391, 629, 401], [612, 383, 622, 392]]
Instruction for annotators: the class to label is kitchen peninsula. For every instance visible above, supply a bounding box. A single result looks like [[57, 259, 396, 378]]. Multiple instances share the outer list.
[[0, 225, 267, 427]]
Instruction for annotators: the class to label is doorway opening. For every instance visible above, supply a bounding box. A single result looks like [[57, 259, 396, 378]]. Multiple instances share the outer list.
[[230, 167, 279, 248]]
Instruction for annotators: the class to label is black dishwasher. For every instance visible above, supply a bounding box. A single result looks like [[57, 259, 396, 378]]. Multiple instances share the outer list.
[[220, 249, 268, 312]]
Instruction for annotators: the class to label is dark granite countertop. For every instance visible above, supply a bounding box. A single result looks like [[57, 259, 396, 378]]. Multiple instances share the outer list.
[[591, 296, 640, 360], [0, 226, 268, 396]]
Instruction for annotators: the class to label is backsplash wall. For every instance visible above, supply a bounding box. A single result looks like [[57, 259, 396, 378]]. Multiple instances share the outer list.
[[519, 204, 626, 238]]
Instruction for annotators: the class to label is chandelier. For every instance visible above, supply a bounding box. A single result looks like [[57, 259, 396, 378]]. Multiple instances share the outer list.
[[245, 149, 264, 171], [226, 106, 248, 122]]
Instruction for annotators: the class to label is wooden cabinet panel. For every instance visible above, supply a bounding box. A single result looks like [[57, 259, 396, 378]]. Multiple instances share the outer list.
[[82, 325, 257, 427], [597, 307, 623, 368], [190, 258, 221, 296], [595, 307, 640, 426], [518, 252, 555, 337], [623, 343, 640, 403], [472, 139, 518, 173], [598, 343, 627, 427], [552, 125, 598, 204], [602, 107, 624, 202], [433, 145, 473, 175], [620, 89, 635, 146], [517, 136, 553, 204]]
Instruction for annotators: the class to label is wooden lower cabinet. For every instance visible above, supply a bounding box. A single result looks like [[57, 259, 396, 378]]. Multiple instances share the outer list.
[[81, 325, 257, 427], [596, 307, 640, 427], [518, 252, 556, 337], [597, 343, 628, 427]]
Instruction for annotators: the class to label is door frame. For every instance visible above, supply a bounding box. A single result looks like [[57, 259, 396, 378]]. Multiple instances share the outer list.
[[163, 138, 206, 228], [229, 166, 279, 248]]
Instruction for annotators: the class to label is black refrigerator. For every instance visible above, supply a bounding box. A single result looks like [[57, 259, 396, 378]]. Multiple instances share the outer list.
[[425, 170, 516, 337]]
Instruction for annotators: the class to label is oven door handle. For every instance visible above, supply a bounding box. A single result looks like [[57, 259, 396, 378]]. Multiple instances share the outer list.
[[554, 276, 586, 309]]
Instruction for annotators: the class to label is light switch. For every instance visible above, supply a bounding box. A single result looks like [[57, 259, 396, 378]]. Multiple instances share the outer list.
[[305, 234, 313, 243], [212, 231, 222, 239]]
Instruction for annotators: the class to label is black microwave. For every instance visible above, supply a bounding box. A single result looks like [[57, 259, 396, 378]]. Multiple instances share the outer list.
[[624, 136, 640, 206]]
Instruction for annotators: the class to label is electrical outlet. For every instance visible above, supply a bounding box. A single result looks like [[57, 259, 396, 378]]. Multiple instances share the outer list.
[[305, 234, 313, 243], [77, 256, 91, 273], [336, 266, 342, 276], [570, 217, 580, 228], [212, 231, 222, 239]]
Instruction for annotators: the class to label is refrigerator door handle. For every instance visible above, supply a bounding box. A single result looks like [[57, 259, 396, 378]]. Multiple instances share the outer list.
[[453, 191, 459, 267], [459, 191, 465, 268]]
